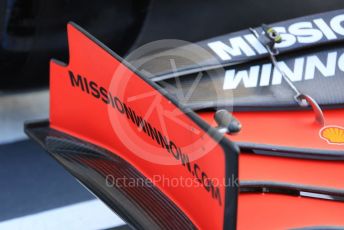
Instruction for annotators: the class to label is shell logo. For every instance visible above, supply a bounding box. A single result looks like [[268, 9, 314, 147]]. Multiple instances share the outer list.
[[320, 126, 344, 145]]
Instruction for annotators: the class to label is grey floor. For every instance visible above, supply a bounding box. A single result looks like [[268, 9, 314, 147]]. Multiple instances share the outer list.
[[0, 90, 126, 229], [0, 140, 93, 221]]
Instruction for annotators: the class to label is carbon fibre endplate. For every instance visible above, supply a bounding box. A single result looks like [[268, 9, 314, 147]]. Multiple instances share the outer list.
[[25, 121, 196, 230]]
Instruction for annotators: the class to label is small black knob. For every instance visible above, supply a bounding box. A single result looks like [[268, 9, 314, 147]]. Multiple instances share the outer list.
[[214, 109, 241, 134]]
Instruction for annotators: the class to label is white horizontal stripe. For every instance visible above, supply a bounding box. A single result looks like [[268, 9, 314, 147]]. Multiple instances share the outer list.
[[0, 199, 125, 230], [300, 191, 334, 200]]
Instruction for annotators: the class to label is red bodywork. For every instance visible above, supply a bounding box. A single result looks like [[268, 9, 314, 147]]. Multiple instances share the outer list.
[[49, 23, 344, 229]]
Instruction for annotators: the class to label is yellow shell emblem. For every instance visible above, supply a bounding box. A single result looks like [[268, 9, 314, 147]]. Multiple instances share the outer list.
[[320, 126, 344, 145]]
